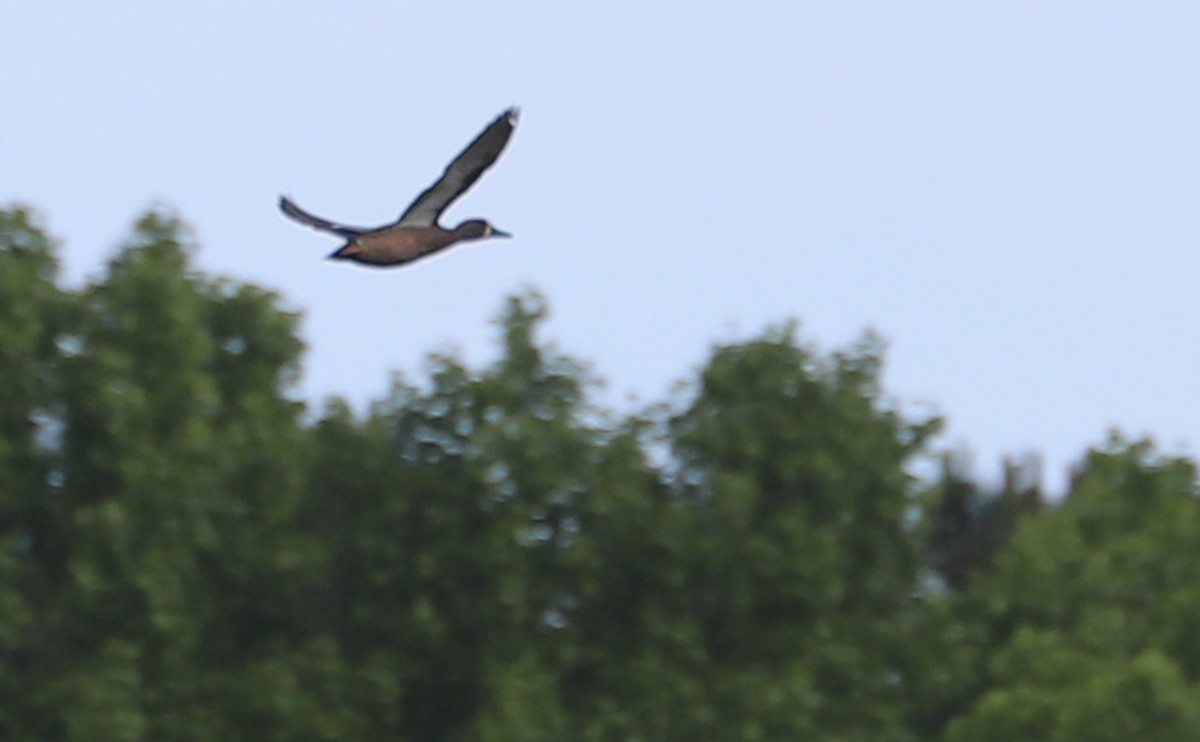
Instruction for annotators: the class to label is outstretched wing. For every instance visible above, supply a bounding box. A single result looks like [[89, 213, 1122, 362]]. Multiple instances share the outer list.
[[394, 107, 519, 227], [278, 196, 371, 237]]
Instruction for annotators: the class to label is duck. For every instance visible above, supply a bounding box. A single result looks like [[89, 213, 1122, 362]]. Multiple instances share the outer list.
[[279, 107, 517, 267]]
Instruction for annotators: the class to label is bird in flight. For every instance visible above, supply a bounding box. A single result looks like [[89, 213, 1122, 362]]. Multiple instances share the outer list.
[[279, 107, 518, 267]]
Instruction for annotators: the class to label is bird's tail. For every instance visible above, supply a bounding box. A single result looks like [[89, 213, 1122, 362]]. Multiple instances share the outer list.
[[278, 196, 367, 237]]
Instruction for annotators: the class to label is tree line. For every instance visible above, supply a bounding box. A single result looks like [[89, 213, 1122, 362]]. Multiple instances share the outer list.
[[2, 204, 1198, 740]]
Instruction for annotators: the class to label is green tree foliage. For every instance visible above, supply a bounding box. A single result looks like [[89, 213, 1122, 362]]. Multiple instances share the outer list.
[[944, 437, 1200, 741], [1, 207, 311, 739], [926, 453, 1043, 591], [3, 203, 1200, 740], [0, 206, 68, 737]]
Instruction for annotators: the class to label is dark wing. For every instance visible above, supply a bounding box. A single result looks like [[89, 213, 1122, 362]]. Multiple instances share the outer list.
[[394, 107, 518, 227], [278, 196, 371, 237]]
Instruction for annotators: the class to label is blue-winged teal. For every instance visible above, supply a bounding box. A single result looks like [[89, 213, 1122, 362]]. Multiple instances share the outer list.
[[280, 107, 518, 267]]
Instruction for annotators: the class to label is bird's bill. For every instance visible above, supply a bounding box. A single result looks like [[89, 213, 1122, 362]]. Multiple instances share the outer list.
[[489, 228, 512, 238]]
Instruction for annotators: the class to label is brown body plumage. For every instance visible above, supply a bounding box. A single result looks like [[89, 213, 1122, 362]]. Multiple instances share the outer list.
[[279, 107, 518, 267]]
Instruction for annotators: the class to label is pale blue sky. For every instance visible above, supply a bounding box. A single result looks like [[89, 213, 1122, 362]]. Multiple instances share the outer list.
[[4, 3, 1198, 492]]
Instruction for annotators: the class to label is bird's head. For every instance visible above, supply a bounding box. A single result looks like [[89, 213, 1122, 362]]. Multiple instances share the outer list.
[[455, 219, 511, 241]]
